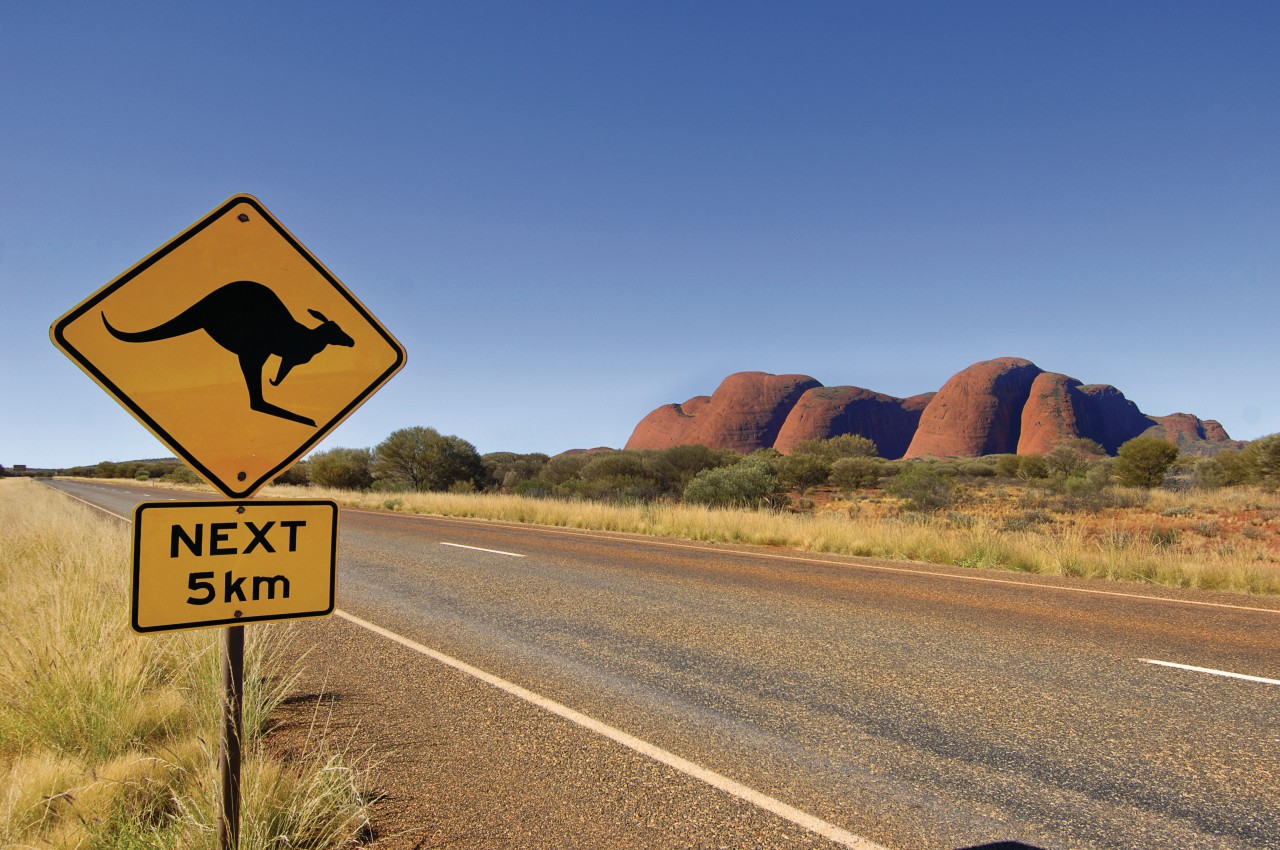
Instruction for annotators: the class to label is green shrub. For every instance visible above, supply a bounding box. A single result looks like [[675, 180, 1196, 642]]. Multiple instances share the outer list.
[[958, 461, 996, 478], [790, 434, 879, 461], [993, 455, 1021, 477], [830, 456, 883, 492], [309, 447, 374, 490], [273, 460, 310, 486], [683, 460, 784, 509], [1017, 455, 1049, 480], [887, 464, 957, 512], [1044, 444, 1088, 478], [513, 477, 558, 498], [541, 453, 592, 485], [1114, 437, 1179, 488], [483, 452, 550, 492], [777, 453, 832, 492]]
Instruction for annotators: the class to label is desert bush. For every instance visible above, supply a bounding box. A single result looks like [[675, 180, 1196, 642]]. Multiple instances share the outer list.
[[790, 434, 879, 461], [830, 456, 884, 492], [513, 477, 558, 498], [888, 464, 957, 512], [541, 452, 593, 485], [683, 460, 784, 509], [1114, 437, 1179, 488], [777, 453, 832, 492], [1044, 444, 1089, 478], [1017, 455, 1050, 480], [373, 427, 485, 492], [645, 444, 739, 492], [992, 455, 1021, 477], [483, 452, 550, 492], [308, 447, 374, 491], [1251, 434, 1280, 491]]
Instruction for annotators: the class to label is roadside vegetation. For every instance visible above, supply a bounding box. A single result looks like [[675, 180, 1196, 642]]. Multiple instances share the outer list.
[[0, 479, 369, 849], [57, 430, 1280, 596]]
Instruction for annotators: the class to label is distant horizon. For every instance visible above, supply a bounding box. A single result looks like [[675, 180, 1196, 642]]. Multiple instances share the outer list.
[[11, 351, 1264, 471]]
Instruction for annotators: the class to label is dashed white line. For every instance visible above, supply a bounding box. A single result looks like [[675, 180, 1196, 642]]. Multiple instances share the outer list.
[[1140, 659, 1280, 686], [336, 608, 887, 850], [440, 541, 526, 558]]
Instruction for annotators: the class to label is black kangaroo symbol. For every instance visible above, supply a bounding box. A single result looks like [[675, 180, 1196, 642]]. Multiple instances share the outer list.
[[101, 280, 355, 427]]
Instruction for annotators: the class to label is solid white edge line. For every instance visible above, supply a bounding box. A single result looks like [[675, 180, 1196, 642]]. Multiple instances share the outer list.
[[38, 480, 131, 521], [334, 608, 887, 850], [440, 541, 526, 558], [1140, 658, 1280, 686]]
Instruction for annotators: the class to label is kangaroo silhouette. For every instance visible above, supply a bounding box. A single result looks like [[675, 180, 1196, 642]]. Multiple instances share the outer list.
[[101, 280, 355, 427]]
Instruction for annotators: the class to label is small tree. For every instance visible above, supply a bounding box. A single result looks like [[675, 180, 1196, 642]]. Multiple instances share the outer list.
[[310, 447, 375, 490], [1241, 434, 1280, 491], [373, 427, 485, 492], [1114, 437, 1179, 488], [1044, 444, 1088, 478]]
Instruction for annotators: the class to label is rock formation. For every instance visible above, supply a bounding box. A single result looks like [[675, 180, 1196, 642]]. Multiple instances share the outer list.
[[773, 387, 934, 459], [1141, 415, 1243, 457], [626, 372, 820, 454], [1017, 372, 1091, 456], [904, 358, 1043, 458], [626, 360, 1237, 458]]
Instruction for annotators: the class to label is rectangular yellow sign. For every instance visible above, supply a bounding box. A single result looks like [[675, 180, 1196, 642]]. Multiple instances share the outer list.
[[132, 499, 338, 633]]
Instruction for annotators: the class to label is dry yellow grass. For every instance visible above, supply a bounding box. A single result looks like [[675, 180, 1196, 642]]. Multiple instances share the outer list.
[[275, 480, 1280, 595], [0, 478, 370, 849], [71, 475, 1280, 595]]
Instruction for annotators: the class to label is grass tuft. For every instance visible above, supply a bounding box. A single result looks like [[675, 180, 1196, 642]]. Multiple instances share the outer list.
[[0, 479, 371, 849]]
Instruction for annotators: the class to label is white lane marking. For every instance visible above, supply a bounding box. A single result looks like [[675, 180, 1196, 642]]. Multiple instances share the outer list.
[[1140, 659, 1280, 687], [440, 542, 526, 558], [335, 609, 886, 850]]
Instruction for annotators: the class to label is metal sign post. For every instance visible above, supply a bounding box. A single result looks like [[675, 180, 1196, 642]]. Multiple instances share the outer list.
[[218, 625, 244, 850]]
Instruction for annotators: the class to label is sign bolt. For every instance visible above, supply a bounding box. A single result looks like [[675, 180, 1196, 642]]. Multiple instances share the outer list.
[[237, 214, 250, 222], [237, 472, 247, 481]]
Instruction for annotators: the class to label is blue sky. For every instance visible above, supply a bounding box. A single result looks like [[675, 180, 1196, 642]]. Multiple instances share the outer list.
[[3, 1, 1278, 468]]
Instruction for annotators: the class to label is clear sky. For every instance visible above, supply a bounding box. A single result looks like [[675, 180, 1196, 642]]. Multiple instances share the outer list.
[[3, 1, 1278, 469]]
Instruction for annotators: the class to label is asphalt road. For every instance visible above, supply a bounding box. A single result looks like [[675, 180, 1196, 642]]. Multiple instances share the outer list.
[[44, 479, 1280, 849]]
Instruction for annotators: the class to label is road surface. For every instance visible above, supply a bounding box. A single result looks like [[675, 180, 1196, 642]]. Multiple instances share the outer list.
[[44, 479, 1280, 849]]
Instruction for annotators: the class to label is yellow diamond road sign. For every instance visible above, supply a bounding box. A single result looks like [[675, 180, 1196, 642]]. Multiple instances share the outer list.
[[51, 194, 406, 498]]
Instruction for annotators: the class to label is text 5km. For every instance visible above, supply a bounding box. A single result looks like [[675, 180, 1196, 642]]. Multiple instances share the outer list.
[[187, 570, 290, 605], [170, 520, 308, 557]]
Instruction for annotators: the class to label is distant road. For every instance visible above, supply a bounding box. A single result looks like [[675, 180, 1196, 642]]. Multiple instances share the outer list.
[[44, 479, 1280, 849]]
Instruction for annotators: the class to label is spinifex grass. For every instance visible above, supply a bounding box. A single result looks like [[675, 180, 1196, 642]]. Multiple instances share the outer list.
[[0, 479, 369, 849], [280, 482, 1280, 595]]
